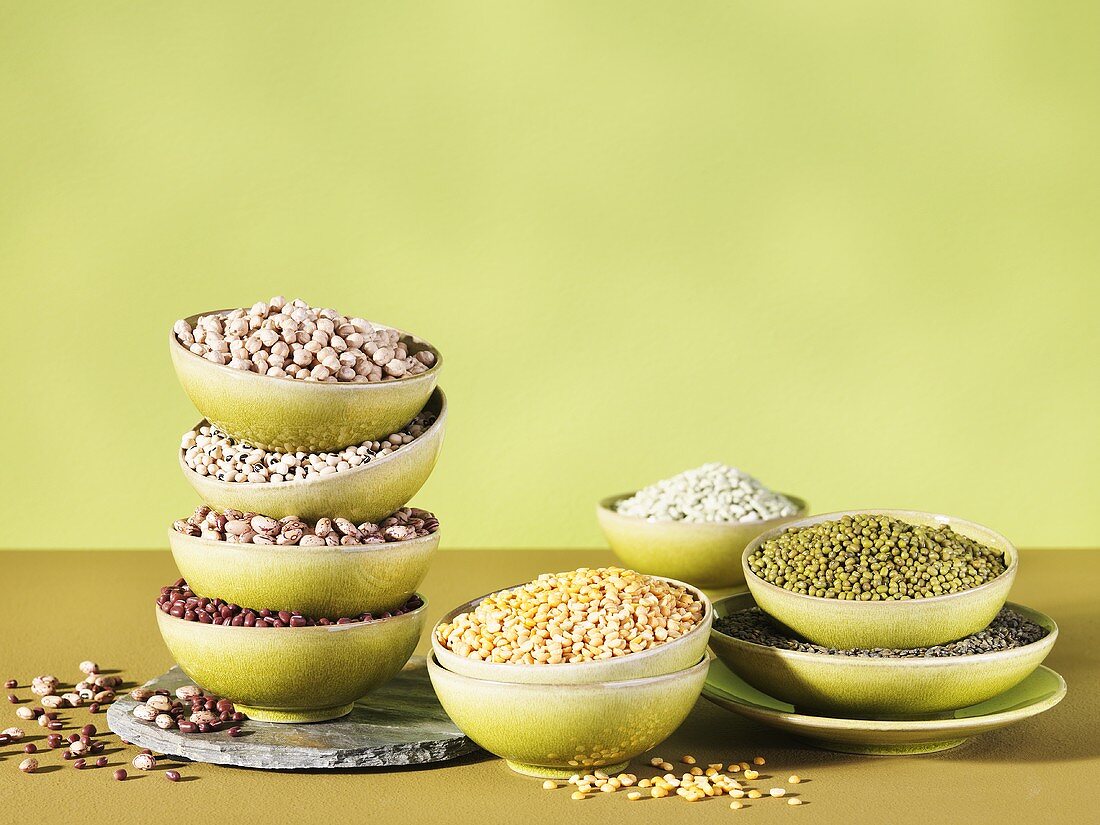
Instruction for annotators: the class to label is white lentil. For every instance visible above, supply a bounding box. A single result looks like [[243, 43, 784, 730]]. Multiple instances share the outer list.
[[615, 463, 798, 523]]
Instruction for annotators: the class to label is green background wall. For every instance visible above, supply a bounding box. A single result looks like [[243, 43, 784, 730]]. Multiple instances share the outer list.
[[3, 1, 1097, 550]]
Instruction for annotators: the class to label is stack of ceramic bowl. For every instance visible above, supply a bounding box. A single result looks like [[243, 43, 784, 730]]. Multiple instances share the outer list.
[[705, 509, 1064, 754], [158, 307, 446, 723], [427, 578, 714, 778], [596, 492, 809, 596]]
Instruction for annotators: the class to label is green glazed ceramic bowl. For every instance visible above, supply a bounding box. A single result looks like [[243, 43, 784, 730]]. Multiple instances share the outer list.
[[169, 529, 439, 617], [742, 509, 1019, 649], [432, 577, 712, 685], [597, 493, 809, 589], [170, 310, 441, 452], [703, 657, 1066, 755], [709, 592, 1057, 718], [179, 389, 447, 524], [155, 596, 426, 723], [428, 652, 710, 778]]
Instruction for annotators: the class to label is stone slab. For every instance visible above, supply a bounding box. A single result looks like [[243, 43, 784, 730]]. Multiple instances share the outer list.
[[106, 656, 477, 769]]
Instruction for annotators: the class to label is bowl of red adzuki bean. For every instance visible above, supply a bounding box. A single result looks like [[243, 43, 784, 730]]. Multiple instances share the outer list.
[[155, 580, 427, 722]]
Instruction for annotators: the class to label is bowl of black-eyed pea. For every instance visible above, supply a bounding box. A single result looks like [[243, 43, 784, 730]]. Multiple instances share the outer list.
[[170, 298, 441, 453], [179, 387, 447, 524], [741, 510, 1019, 650]]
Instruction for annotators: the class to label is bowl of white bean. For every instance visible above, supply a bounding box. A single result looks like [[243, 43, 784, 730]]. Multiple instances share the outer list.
[[597, 491, 809, 591], [170, 300, 441, 453], [178, 388, 446, 524]]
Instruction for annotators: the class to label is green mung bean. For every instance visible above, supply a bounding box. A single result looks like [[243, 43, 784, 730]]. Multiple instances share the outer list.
[[747, 514, 1007, 600]]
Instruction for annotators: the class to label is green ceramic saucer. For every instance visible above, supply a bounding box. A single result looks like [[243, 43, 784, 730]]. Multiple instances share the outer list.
[[702, 658, 1066, 755]]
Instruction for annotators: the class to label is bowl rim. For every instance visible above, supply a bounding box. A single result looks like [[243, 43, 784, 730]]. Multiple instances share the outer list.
[[431, 573, 713, 673], [740, 508, 1019, 609], [709, 592, 1059, 669], [704, 660, 1068, 732], [170, 308, 442, 387], [428, 650, 713, 689], [154, 592, 428, 632], [167, 524, 441, 557], [597, 491, 809, 526], [177, 387, 447, 490]]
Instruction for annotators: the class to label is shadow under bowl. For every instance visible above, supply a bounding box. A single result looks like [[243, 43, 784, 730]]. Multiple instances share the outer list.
[[742, 509, 1019, 650], [427, 652, 710, 778], [155, 597, 426, 723], [169, 528, 439, 617], [179, 388, 446, 524], [709, 591, 1057, 718], [170, 310, 441, 452], [432, 577, 712, 685], [596, 493, 808, 590]]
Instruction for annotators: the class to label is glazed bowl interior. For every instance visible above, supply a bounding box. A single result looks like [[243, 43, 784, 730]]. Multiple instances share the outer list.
[[427, 652, 710, 778], [709, 592, 1057, 719], [155, 596, 426, 723], [179, 388, 446, 524], [170, 310, 441, 452], [169, 528, 439, 617], [431, 576, 712, 685], [597, 492, 808, 590], [741, 509, 1019, 650]]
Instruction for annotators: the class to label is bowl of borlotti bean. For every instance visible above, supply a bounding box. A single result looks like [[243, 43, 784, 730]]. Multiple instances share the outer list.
[[709, 591, 1056, 718], [170, 298, 441, 453], [155, 579, 427, 723], [741, 510, 1019, 650], [170, 505, 440, 617], [178, 388, 447, 525]]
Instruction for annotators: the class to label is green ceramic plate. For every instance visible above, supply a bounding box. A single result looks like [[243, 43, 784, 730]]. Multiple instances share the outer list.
[[702, 658, 1066, 754]]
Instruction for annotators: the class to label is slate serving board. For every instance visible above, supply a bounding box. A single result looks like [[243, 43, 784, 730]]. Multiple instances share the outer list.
[[106, 656, 478, 769]]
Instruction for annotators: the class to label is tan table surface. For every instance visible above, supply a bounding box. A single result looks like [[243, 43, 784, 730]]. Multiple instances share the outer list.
[[0, 548, 1096, 824]]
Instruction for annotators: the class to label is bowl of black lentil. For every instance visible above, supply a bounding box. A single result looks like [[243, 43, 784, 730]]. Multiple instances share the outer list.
[[709, 591, 1055, 718], [741, 510, 1019, 649]]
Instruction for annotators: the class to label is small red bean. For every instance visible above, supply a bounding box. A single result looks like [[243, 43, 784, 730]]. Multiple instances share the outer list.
[[23, 744, 37, 754], [113, 768, 127, 781], [73, 758, 86, 769], [96, 757, 108, 767], [3, 680, 16, 689], [227, 726, 243, 737], [6, 694, 18, 704], [89, 703, 101, 713], [165, 770, 181, 782], [82, 724, 96, 736]]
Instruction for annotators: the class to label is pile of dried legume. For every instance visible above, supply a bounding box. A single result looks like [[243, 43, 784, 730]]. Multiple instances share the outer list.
[[174, 297, 436, 382], [172, 505, 439, 545], [747, 514, 1008, 600], [157, 580, 423, 626], [552, 754, 806, 807], [615, 463, 799, 523], [714, 606, 1047, 657], [181, 410, 436, 483], [7, 662, 205, 781], [129, 684, 245, 733], [435, 567, 705, 664]]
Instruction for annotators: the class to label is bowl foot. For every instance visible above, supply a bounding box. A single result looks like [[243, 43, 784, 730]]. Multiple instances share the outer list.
[[234, 702, 355, 723], [803, 737, 967, 755], [505, 760, 631, 779]]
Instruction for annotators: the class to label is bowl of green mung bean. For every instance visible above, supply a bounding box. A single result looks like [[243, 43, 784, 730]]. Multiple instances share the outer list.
[[709, 591, 1056, 718], [742, 510, 1018, 649]]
